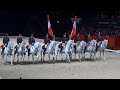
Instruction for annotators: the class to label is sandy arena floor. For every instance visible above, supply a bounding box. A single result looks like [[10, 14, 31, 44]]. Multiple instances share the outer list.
[[0, 37, 120, 79]]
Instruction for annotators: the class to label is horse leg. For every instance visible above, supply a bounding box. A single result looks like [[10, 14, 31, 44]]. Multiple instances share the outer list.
[[70, 52, 72, 61], [48, 54, 51, 63], [53, 54, 55, 63], [10, 55, 13, 66], [37, 54, 39, 61], [68, 53, 71, 63], [21, 55, 23, 63], [41, 51, 43, 62], [90, 53, 92, 59], [94, 52, 97, 60], [65, 52, 70, 63], [17, 53, 19, 62], [1, 53, 4, 63], [103, 50, 105, 60], [74, 52, 76, 60], [23, 54, 25, 62], [13, 52, 16, 61], [55, 51, 58, 61], [3, 54, 7, 64], [32, 55, 34, 64], [79, 52, 81, 62], [83, 53, 85, 60], [5, 54, 7, 63], [43, 53, 45, 62], [61, 53, 64, 61], [99, 51, 101, 60]]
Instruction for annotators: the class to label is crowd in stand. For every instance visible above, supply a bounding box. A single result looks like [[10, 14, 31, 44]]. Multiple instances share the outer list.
[[78, 27, 120, 37]]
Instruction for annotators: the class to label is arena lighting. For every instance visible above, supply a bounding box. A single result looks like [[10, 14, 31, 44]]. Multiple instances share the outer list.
[[57, 21, 59, 23]]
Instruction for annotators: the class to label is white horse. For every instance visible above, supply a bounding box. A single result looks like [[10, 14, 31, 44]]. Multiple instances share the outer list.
[[84, 40, 97, 60], [14, 41, 27, 63], [2, 41, 14, 65], [41, 41, 57, 63], [54, 41, 67, 62], [55, 40, 74, 63], [97, 40, 108, 60], [74, 41, 86, 61], [28, 42, 41, 63]]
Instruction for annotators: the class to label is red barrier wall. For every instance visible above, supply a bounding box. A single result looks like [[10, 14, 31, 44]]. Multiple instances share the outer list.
[[68, 32, 120, 49]]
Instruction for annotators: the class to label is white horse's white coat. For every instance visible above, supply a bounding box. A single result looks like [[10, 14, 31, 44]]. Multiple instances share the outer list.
[[2, 41, 14, 65], [98, 40, 108, 60], [28, 42, 41, 63], [14, 41, 27, 63]]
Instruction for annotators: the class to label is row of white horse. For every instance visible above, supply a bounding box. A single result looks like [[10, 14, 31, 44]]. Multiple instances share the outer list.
[[0, 39, 108, 65]]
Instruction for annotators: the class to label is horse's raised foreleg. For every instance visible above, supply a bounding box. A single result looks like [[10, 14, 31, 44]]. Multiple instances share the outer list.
[[65, 52, 70, 63]]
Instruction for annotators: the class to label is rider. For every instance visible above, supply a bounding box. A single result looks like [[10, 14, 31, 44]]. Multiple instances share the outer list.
[[61, 33, 68, 52], [96, 32, 102, 52], [43, 34, 50, 55], [17, 34, 23, 45], [14, 34, 23, 54], [28, 34, 35, 56], [84, 33, 92, 53], [1, 34, 10, 55]]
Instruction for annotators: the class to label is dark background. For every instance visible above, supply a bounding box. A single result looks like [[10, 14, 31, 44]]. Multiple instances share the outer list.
[[0, 7, 120, 38]]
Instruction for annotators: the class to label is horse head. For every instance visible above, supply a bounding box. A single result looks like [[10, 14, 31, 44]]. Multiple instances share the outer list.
[[102, 39, 108, 48], [80, 41, 86, 49], [90, 40, 97, 47], [8, 41, 13, 50]]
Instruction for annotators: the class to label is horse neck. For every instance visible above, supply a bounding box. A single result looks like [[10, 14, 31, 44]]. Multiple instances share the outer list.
[[100, 42, 106, 48], [6, 45, 12, 51]]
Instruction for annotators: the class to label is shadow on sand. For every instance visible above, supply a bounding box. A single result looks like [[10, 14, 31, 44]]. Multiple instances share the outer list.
[[10, 58, 99, 65]]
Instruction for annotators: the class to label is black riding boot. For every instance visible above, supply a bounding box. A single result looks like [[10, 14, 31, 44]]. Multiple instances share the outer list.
[[28, 48, 30, 56], [84, 46, 87, 53], [43, 48, 46, 55], [96, 46, 98, 52]]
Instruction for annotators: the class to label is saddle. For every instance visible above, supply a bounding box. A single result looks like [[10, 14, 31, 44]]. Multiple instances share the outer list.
[[0, 45, 4, 48], [74, 44, 76, 49], [26, 45, 29, 49], [58, 43, 62, 48]]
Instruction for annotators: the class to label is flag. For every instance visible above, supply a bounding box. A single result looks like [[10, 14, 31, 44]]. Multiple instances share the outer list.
[[71, 17, 77, 40], [47, 15, 54, 40]]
